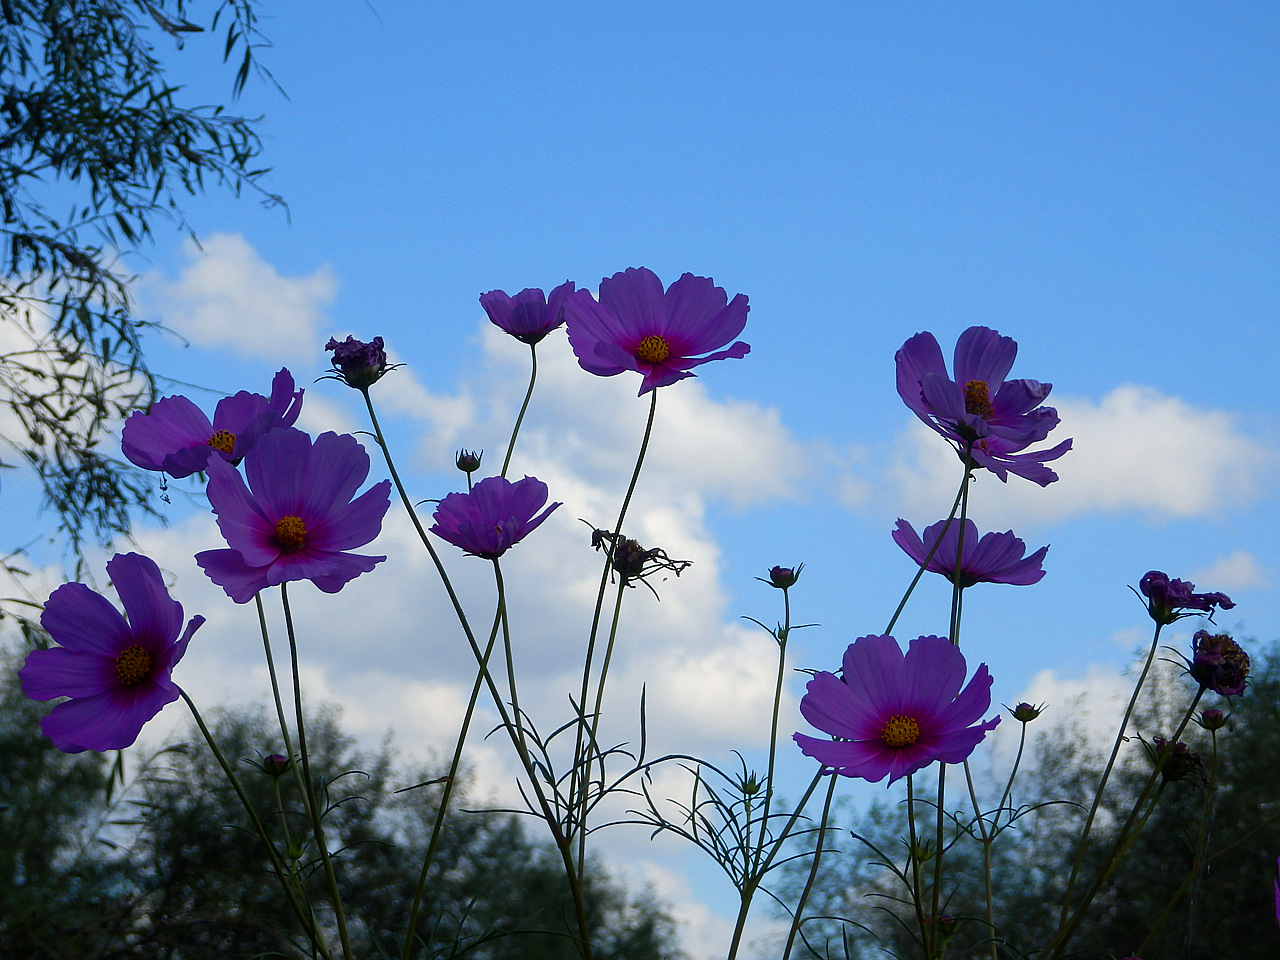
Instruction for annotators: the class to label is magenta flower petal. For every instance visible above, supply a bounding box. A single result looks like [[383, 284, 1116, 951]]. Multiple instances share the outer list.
[[19, 552, 203, 753], [795, 633, 1000, 784], [481, 281, 575, 345], [893, 518, 1048, 588], [564, 267, 750, 396], [122, 369, 304, 480], [196, 428, 390, 603], [430, 475, 560, 559], [895, 327, 1071, 486]]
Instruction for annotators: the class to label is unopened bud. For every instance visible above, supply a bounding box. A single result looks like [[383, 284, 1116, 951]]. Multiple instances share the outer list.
[[455, 449, 483, 474], [262, 754, 291, 777], [1011, 701, 1044, 723]]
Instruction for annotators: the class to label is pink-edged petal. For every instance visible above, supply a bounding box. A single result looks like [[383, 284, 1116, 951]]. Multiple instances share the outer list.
[[298, 432, 372, 516], [953, 326, 1017, 387], [798, 672, 881, 740], [196, 548, 270, 604], [108, 553, 183, 648], [206, 457, 280, 566], [39, 682, 176, 753], [598, 267, 666, 336], [309, 480, 391, 552], [840, 634, 908, 715], [901, 636, 966, 719], [19, 646, 116, 700], [121, 396, 213, 476], [931, 715, 1001, 765], [932, 663, 996, 731], [40, 582, 130, 655], [244, 428, 311, 519]]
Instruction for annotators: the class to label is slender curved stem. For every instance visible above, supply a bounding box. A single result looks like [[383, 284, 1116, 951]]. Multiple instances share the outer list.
[[401, 598, 505, 960], [779, 775, 839, 960], [906, 775, 932, 957], [501, 342, 537, 478], [180, 689, 332, 959], [280, 583, 353, 960]]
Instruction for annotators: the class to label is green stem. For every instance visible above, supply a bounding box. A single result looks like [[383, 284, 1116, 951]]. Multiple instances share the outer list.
[[401, 599, 505, 960], [780, 774, 839, 960], [280, 583, 353, 960], [501, 342, 538, 478], [753, 589, 791, 871], [180, 689, 331, 959], [907, 775, 932, 958]]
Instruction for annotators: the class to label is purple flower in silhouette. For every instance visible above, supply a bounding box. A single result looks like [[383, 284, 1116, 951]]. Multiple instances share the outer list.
[[1188, 630, 1250, 697], [563, 267, 749, 394], [19, 553, 204, 753], [892, 518, 1048, 588], [480, 281, 576, 345], [195, 428, 391, 603], [122, 368, 303, 479], [325, 335, 390, 389], [430, 475, 560, 559], [794, 634, 1000, 784], [895, 326, 1071, 485], [1139, 571, 1234, 626]]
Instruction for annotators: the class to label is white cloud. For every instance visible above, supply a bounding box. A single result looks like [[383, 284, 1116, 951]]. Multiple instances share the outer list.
[[1193, 549, 1267, 591], [887, 385, 1272, 526], [143, 233, 336, 362]]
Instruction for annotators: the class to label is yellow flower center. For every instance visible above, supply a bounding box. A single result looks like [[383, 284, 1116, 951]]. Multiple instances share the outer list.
[[880, 714, 921, 749], [114, 644, 154, 686], [275, 515, 308, 550], [963, 380, 994, 420], [635, 335, 671, 364], [208, 429, 236, 455]]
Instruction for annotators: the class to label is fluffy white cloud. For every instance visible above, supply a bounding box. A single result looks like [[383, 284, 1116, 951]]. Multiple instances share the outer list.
[[142, 233, 336, 362], [886, 385, 1272, 526], [1193, 549, 1267, 591]]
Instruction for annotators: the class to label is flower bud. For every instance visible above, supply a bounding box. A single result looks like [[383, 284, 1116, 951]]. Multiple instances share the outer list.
[[1198, 708, 1228, 731], [764, 564, 803, 589], [262, 753, 291, 777], [1011, 701, 1043, 723], [455, 449, 483, 474], [1151, 737, 1204, 784]]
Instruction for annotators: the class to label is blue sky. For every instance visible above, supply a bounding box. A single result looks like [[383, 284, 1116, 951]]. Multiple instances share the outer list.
[[5, 3, 1279, 955]]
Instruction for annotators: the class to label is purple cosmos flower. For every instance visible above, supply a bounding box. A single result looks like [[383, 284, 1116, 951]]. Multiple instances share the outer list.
[[892, 518, 1048, 588], [429, 475, 560, 559], [794, 634, 1000, 784], [1187, 630, 1250, 697], [480, 281, 576, 345], [325, 335, 391, 389], [1139, 571, 1235, 626], [195, 428, 391, 603], [563, 267, 750, 395], [19, 553, 204, 753], [895, 326, 1072, 485], [122, 368, 304, 479]]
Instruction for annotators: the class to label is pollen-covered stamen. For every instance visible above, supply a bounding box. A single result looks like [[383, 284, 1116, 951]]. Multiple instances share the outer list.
[[208, 429, 236, 455], [275, 515, 308, 550], [635, 335, 671, 364], [880, 714, 921, 749], [963, 380, 994, 420], [114, 644, 154, 686]]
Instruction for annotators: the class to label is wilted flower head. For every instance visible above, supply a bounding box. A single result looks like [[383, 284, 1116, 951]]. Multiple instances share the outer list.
[[1189, 630, 1250, 697], [430, 475, 560, 559], [480, 281, 575, 345], [19, 553, 204, 753], [892, 518, 1048, 588], [589, 527, 692, 589], [195, 429, 392, 603], [895, 326, 1071, 485], [1150, 737, 1205, 784], [122, 368, 303, 479], [794, 634, 1000, 784], [1139, 571, 1235, 626], [564, 267, 749, 395], [325, 336, 391, 389]]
